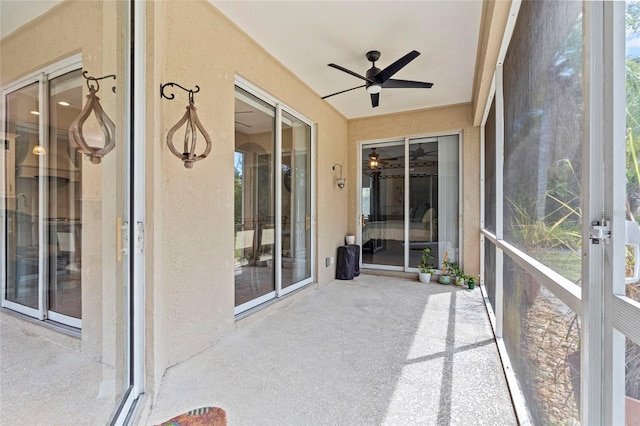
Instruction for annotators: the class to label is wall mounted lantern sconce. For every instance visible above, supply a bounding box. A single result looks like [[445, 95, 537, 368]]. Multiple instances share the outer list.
[[68, 71, 116, 164], [161, 82, 212, 169], [333, 163, 345, 190]]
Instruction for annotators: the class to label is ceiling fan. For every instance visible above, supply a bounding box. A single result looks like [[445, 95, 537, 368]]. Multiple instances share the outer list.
[[322, 50, 433, 108]]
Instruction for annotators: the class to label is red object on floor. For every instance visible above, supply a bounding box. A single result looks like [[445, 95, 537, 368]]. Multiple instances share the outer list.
[[157, 407, 226, 426]]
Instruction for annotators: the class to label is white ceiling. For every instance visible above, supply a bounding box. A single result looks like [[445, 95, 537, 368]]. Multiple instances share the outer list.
[[1, 1, 483, 121], [0, 1, 60, 40], [212, 1, 483, 119]]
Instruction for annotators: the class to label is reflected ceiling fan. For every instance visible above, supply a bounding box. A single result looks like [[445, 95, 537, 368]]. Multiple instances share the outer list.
[[235, 110, 253, 128], [408, 144, 437, 160], [322, 50, 433, 108]]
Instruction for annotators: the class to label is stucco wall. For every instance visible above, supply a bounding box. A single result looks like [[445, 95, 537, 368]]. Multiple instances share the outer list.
[[347, 104, 481, 275], [149, 1, 349, 373]]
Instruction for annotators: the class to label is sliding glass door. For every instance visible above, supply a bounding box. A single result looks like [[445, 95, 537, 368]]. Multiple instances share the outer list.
[[360, 141, 405, 268], [281, 111, 312, 289], [234, 87, 276, 309], [234, 82, 314, 314], [1, 0, 137, 422], [3, 63, 89, 328], [360, 135, 459, 271]]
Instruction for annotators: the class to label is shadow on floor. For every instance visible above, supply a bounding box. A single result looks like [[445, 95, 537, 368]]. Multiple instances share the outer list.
[[148, 274, 517, 425]]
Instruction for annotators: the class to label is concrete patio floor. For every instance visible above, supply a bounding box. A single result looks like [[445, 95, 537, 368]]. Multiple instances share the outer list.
[[146, 274, 517, 425]]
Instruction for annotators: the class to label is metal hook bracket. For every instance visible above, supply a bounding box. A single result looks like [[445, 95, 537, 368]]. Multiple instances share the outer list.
[[160, 82, 200, 103], [83, 71, 116, 93]]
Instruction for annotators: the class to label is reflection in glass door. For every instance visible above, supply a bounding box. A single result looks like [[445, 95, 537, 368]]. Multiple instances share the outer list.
[[360, 135, 459, 271], [1, 0, 136, 422], [361, 142, 405, 268], [623, 3, 640, 421], [4, 82, 40, 314], [234, 82, 314, 314], [234, 87, 276, 310], [3, 68, 85, 327], [407, 138, 439, 270], [47, 69, 83, 323], [281, 111, 312, 290]]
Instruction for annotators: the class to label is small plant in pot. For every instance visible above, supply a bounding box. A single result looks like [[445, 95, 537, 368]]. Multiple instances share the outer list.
[[438, 258, 451, 285], [417, 247, 435, 283], [464, 275, 478, 289], [443, 260, 465, 286]]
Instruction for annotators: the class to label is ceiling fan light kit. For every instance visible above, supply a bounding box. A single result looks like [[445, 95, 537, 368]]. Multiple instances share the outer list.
[[161, 82, 212, 169], [366, 84, 382, 95], [323, 50, 433, 108]]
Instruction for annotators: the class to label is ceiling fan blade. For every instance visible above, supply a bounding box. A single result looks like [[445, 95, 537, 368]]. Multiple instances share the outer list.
[[370, 92, 379, 108], [322, 84, 366, 99], [376, 50, 420, 82], [328, 63, 370, 81], [383, 79, 433, 89]]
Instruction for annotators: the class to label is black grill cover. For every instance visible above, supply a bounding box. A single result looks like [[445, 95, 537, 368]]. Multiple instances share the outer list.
[[336, 245, 360, 280]]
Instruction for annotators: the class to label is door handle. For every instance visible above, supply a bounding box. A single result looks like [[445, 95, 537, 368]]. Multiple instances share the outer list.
[[305, 214, 310, 231], [117, 217, 129, 261], [361, 214, 365, 227]]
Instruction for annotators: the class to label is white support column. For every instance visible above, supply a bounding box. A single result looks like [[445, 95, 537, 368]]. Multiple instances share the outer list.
[[132, 0, 146, 399], [275, 104, 283, 296], [603, 1, 627, 424], [495, 65, 504, 339], [480, 123, 485, 288], [582, 2, 606, 424]]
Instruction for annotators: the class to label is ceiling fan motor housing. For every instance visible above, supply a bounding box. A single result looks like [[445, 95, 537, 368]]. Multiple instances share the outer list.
[[366, 67, 381, 90]]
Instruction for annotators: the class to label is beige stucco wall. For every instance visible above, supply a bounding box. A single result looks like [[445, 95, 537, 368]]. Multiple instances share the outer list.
[[347, 104, 481, 275], [147, 1, 349, 386]]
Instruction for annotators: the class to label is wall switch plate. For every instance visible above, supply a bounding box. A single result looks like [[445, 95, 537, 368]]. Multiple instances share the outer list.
[[326, 257, 331, 267]]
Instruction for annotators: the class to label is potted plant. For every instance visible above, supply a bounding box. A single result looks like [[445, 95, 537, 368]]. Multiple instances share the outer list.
[[444, 260, 464, 286], [465, 275, 478, 289], [417, 247, 435, 283], [438, 259, 452, 284]]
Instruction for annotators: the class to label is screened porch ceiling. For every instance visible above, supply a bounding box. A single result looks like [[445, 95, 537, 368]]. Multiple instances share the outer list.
[[0, 1, 484, 121]]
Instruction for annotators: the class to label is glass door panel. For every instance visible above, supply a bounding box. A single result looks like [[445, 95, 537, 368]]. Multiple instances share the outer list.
[[436, 134, 460, 267], [47, 69, 83, 321], [4, 81, 41, 313], [1, 1, 134, 422], [624, 3, 640, 421], [234, 87, 276, 309], [361, 142, 405, 268], [281, 111, 311, 289], [408, 138, 438, 270], [360, 136, 459, 272]]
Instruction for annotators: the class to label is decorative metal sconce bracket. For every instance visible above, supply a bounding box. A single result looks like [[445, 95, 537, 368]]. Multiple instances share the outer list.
[[161, 82, 212, 169], [333, 163, 345, 190], [68, 71, 117, 164]]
